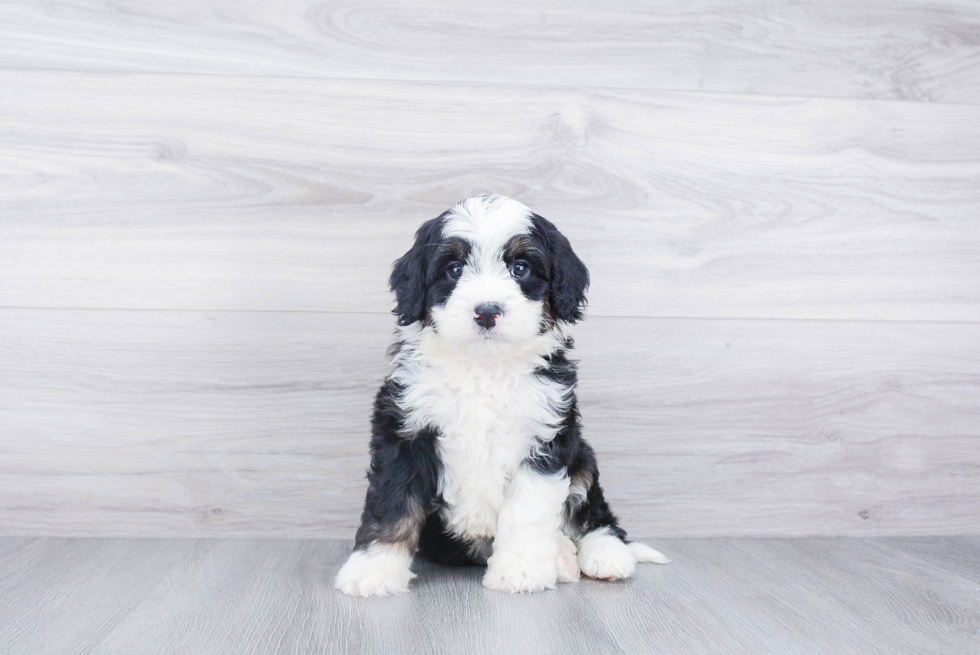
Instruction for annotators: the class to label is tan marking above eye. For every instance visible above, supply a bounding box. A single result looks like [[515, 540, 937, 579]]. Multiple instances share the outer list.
[[503, 235, 534, 260]]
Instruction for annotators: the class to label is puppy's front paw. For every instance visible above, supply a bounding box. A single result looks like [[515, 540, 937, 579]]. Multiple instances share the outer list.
[[334, 544, 415, 597], [577, 528, 636, 581], [483, 551, 558, 593]]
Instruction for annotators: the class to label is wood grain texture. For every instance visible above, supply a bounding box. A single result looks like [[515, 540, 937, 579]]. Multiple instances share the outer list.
[[2, 0, 979, 548], [0, 310, 388, 538], [0, 538, 201, 654], [1, 537, 978, 654], [2, 71, 979, 321], [2, 308, 977, 539], [1, 1, 979, 102]]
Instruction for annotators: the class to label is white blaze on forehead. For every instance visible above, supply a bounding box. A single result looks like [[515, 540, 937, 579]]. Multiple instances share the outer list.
[[440, 195, 533, 259]]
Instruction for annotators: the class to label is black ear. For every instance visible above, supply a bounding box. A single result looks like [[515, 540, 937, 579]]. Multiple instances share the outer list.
[[389, 217, 441, 326], [533, 214, 590, 323]]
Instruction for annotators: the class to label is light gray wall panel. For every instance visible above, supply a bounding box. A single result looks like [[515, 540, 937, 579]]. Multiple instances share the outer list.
[[0, 310, 389, 538], [2, 72, 979, 321], [574, 318, 980, 537], [1, 0, 977, 545], [2, 309, 977, 539], [0, 1, 978, 102]]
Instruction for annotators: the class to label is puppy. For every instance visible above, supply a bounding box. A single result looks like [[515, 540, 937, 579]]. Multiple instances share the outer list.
[[335, 195, 667, 596]]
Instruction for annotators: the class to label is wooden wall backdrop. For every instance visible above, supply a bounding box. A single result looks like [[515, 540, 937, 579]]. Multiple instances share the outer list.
[[0, 0, 978, 539]]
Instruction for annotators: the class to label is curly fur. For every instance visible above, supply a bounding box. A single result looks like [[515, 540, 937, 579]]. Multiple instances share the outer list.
[[335, 195, 666, 597]]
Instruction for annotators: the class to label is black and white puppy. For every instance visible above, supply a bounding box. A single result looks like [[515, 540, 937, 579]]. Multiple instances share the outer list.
[[336, 195, 666, 596]]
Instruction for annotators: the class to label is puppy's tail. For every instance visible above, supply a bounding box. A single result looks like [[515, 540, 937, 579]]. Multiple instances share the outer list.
[[628, 541, 670, 564]]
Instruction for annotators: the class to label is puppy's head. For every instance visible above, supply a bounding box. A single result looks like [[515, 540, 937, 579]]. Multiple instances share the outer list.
[[390, 195, 589, 355]]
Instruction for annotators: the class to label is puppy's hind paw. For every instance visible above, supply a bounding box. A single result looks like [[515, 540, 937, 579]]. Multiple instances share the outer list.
[[577, 528, 636, 581]]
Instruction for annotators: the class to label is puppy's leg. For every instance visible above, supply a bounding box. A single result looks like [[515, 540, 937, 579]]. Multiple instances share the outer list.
[[483, 465, 570, 593], [335, 486, 430, 597], [335, 385, 438, 597], [567, 443, 668, 580], [335, 445, 433, 596], [572, 478, 669, 580]]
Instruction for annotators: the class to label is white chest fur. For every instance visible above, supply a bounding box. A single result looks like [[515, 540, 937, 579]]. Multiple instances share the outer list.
[[390, 327, 570, 541]]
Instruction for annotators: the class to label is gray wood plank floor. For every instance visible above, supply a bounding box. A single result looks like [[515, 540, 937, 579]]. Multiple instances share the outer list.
[[0, 537, 977, 654], [1, 0, 978, 102]]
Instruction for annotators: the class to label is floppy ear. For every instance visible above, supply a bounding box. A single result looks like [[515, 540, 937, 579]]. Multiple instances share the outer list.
[[533, 214, 590, 323], [389, 217, 440, 326]]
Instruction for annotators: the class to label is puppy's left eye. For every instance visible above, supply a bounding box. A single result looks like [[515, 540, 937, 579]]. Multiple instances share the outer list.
[[447, 262, 464, 280], [510, 261, 530, 279]]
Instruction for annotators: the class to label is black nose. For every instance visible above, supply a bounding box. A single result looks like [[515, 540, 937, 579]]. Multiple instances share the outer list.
[[474, 303, 502, 329]]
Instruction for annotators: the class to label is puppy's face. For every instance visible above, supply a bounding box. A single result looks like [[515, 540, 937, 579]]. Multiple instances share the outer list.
[[390, 196, 589, 356]]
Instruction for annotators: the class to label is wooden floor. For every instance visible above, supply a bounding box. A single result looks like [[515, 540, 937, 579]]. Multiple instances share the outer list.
[[1, 537, 978, 654]]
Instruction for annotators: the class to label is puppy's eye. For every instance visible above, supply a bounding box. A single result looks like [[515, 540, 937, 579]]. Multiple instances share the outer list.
[[511, 261, 530, 279], [447, 262, 464, 280]]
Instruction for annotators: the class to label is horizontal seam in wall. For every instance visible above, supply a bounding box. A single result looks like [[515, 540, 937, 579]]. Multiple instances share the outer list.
[[1, 65, 978, 108], [1, 305, 978, 327]]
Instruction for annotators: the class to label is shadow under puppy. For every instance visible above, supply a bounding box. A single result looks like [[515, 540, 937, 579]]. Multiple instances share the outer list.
[[336, 195, 667, 596]]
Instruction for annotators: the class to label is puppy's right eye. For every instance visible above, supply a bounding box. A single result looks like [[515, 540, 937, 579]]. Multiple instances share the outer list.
[[447, 262, 463, 280]]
